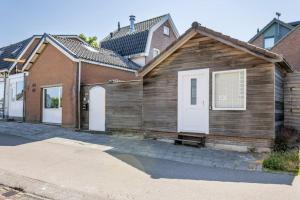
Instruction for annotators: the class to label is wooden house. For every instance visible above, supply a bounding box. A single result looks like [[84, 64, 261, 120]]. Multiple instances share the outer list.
[[138, 22, 293, 152]]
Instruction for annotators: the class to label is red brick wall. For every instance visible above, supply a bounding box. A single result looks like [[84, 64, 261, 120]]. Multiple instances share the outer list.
[[272, 27, 300, 71], [250, 34, 264, 48], [145, 20, 177, 64], [25, 44, 78, 127], [80, 62, 138, 85]]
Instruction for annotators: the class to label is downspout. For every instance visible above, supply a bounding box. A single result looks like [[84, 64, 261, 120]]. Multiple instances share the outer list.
[[23, 72, 27, 122], [77, 60, 82, 129]]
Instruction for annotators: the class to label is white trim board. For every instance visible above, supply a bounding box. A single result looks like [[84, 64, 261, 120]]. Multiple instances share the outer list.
[[212, 69, 247, 111]]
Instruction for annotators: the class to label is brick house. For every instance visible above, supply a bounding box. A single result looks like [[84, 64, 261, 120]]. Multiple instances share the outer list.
[[21, 34, 139, 128], [249, 18, 300, 71], [100, 14, 179, 66]]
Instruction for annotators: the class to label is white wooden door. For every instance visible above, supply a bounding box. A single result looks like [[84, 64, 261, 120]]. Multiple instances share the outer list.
[[42, 86, 62, 124], [8, 73, 25, 118], [178, 69, 209, 133], [89, 86, 105, 131]]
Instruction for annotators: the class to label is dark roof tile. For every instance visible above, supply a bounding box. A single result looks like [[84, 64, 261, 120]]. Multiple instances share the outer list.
[[100, 14, 167, 56], [0, 37, 33, 70], [52, 35, 140, 70]]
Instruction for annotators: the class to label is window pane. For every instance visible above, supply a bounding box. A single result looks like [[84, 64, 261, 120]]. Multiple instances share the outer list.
[[163, 26, 170, 36], [264, 37, 274, 49], [44, 87, 61, 108], [16, 81, 24, 101], [191, 78, 197, 105], [214, 70, 245, 109]]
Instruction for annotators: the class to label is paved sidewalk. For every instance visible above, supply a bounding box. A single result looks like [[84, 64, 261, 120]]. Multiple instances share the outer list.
[[0, 121, 262, 171], [0, 185, 48, 200]]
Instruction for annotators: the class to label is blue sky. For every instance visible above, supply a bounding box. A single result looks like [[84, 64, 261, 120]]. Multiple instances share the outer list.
[[0, 0, 299, 47]]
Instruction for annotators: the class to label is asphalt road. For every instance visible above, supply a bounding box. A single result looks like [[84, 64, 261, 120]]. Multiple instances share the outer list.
[[0, 133, 299, 200]]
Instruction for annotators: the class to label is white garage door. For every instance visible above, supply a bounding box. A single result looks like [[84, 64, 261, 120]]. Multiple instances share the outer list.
[[42, 86, 62, 124], [89, 86, 105, 131]]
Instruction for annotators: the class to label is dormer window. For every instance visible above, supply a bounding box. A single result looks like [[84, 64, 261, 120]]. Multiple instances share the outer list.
[[163, 26, 170, 36], [264, 36, 275, 49]]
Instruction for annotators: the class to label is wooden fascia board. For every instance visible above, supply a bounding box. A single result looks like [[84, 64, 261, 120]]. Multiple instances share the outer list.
[[139, 30, 197, 77], [195, 29, 282, 63]]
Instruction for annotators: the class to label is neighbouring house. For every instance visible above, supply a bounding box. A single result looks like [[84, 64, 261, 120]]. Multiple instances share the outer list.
[[138, 22, 293, 152], [100, 14, 179, 67], [249, 18, 300, 71], [0, 35, 91, 121], [0, 35, 41, 120], [21, 33, 139, 128]]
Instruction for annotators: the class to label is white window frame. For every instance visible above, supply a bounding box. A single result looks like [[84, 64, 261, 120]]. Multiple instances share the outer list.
[[264, 36, 275, 49], [43, 86, 62, 109], [163, 26, 170, 36], [212, 69, 247, 111], [153, 48, 160, 58]]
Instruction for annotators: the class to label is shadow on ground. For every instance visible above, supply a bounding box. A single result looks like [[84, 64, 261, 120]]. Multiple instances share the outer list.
[[0, 122, 297, 185], [107, 152, 296, 185]]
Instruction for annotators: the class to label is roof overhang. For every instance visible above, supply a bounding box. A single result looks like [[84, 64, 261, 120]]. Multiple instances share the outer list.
[[144, 14, 180, 57], [139, 22, 293, 77], [22, 34, 137, 73]]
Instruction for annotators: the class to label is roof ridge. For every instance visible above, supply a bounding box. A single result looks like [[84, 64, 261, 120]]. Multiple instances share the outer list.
[[101, 14, 168, 42], [117, 14, 168, 29]]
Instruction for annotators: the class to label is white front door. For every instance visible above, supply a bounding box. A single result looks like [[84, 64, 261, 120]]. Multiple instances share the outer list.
[[178, 69, 209, 133], [89, 86, 105, 131], [42, 86, 62, 124], [8, 73, 25, 118]]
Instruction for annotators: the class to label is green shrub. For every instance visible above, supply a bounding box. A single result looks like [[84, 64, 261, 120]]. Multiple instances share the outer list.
[[263, 150, 300, 174]]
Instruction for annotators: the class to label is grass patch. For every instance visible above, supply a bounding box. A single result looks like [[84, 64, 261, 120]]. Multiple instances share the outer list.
[[263, 149, 300, 175]]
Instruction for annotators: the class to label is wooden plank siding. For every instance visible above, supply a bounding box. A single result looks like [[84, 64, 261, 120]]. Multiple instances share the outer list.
[[143, 34, 276, 141], [81, 81, 143, 131], [284, 72, 300, 131]]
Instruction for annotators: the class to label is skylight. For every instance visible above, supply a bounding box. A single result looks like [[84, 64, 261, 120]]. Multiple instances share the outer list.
[[83, 44, 99, 53]]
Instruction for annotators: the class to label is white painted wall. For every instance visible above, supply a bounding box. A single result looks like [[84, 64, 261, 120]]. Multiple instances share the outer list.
[[7, 73, 25, 118]]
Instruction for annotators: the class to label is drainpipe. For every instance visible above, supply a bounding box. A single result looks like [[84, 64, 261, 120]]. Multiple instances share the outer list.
[[22, 72, 27, 122], [77, 61, 82, 129]]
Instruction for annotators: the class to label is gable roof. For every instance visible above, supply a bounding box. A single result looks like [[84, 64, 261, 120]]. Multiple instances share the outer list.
[[100, 14, 179, 57], [0, 37, 35, 71], [139, 22, 293, 77], [249, 18, 294, 43], [271, 25, 300, 50], [23, 33, 140, 72]]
